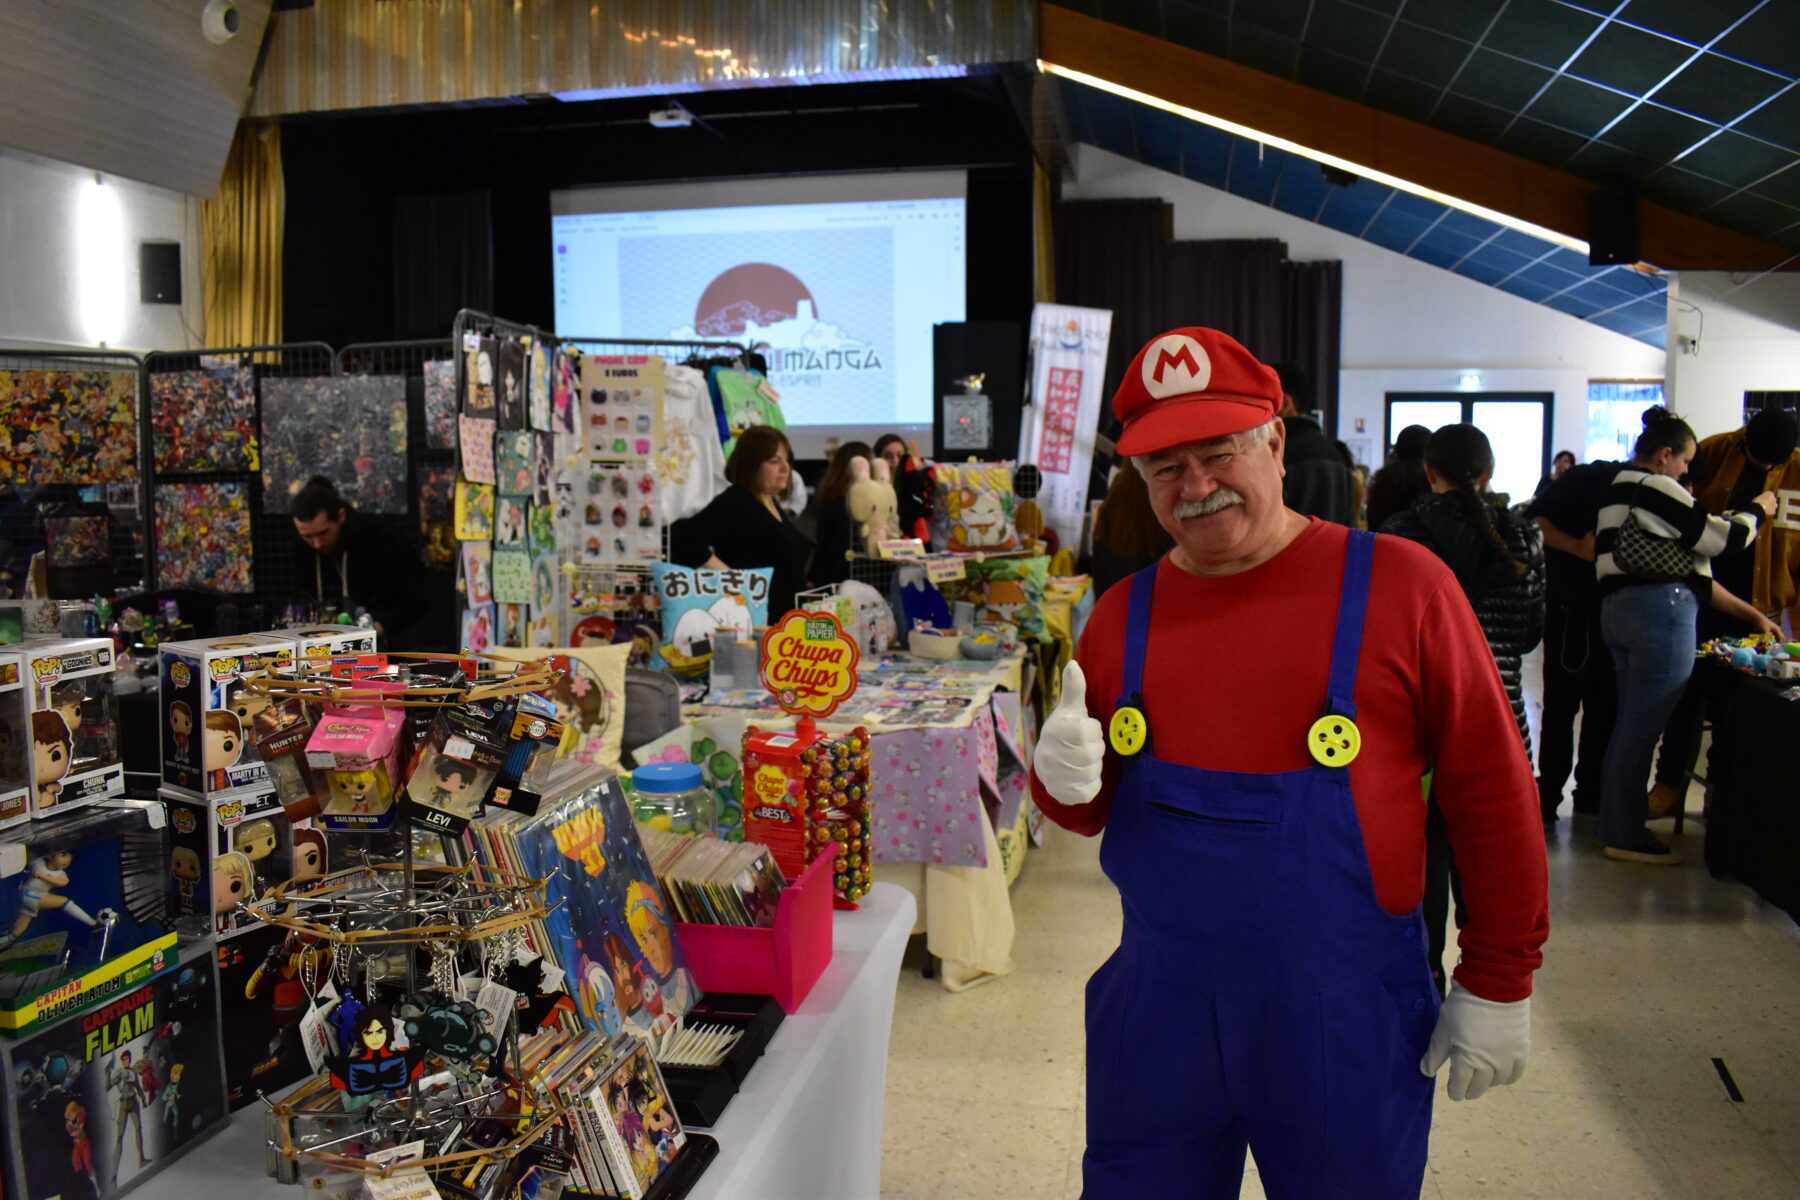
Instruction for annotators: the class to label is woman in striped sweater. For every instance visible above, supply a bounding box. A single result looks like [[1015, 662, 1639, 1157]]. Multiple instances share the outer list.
[[1594, 406, 1777, 864]]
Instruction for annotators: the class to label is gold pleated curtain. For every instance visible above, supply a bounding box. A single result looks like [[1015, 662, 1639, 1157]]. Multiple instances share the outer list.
[[202, 120, 284, 348]]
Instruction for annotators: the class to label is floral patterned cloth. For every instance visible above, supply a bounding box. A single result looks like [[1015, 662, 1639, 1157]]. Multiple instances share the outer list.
[[869, 718, 993, 869]]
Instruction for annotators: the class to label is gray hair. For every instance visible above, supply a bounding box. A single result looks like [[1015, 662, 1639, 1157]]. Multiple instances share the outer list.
[[1131, 418, 1277, 477]]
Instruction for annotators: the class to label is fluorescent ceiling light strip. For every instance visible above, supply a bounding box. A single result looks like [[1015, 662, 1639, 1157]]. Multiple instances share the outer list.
[[1039, 60, 1594, 258]]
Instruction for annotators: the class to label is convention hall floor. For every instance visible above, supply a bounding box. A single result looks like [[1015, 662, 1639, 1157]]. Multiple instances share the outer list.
[[880, 652, 1800, 1198]]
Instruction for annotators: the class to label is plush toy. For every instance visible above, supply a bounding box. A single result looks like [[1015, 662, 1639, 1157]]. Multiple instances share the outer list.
[[894, 442, 936, 545], [846, 456, 899, 557]]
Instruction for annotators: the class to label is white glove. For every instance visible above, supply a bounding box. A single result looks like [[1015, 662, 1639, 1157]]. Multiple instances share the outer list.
[[1034, 661, 1106, 806], [1420, 983, 1530, 1101]]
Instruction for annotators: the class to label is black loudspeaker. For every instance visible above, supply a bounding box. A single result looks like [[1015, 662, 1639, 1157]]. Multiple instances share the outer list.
[[139, 241, 182, 304], [932, 321, 1024, 462], [1585, 189, 1639, 267]]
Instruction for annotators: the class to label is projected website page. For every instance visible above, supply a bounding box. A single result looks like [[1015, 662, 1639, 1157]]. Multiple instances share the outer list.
[[551, 172, 966, 456]]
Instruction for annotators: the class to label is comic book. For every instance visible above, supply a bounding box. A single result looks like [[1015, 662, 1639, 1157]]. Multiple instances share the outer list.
[[502, 763, 698, 1045], [587, 1035, 686, 1198]]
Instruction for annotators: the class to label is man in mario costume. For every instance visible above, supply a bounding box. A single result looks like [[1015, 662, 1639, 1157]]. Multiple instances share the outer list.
[[1031, 327, 1549, 1198]]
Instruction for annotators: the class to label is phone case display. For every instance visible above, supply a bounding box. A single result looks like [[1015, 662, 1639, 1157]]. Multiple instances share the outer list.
[[930, 461, 1019, 553], [0, 803, 175, 1033], [304, 701, 406, 833], [23, 640, 123, 818], [0, 370, 139, 485], [261, 376, 409, 514], [214, 921, 327, 1111], [0, 942, 226, 1200], [149, 366, 257, 472], [152, 482, 255, 593], [467, 765, 697, 1041], [582, 356, 664, 462], [158, 634, 295, 799], [0, 653, 33, 830], [582, 465, 664, 565], [423, 358, 458, 450], [164, 789, 317, 938], [650, 564, 773, 674]]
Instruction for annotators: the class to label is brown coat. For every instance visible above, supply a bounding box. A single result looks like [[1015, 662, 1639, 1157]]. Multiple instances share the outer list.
[[1694, 429, 1800, 619]]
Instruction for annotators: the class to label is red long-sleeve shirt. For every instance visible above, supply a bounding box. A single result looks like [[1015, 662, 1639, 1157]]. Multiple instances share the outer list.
[[1033, 519, 1548, 1002]]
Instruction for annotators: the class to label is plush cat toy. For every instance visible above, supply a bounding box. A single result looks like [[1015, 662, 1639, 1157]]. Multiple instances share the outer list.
[[847, 456, 900, 556]]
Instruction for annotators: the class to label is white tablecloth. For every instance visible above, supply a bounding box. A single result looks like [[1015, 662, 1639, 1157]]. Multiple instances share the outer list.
[[127, 883, 915, 1200]]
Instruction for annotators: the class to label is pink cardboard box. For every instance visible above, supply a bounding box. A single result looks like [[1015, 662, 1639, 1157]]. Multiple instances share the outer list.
[[304, 703, 406, 833], [674, 845, 837, 1014]]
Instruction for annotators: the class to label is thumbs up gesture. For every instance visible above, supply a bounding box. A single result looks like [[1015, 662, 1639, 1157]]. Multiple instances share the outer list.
[[1035, 661, 1106, 806]]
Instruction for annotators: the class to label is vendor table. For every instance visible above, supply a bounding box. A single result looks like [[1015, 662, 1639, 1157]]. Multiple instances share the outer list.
[[672, 653, 1030, 991], [1693, 659, 1800, 922], [125, 884, 915, 1200]]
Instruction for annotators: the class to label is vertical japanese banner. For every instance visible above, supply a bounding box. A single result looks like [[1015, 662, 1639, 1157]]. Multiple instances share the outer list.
[[1019, 303, 1113, 554]]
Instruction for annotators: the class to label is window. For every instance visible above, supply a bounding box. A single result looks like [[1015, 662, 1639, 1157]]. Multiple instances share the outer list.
[[1586, 380, 1663, 465], [1385, 393, 1551, 504]]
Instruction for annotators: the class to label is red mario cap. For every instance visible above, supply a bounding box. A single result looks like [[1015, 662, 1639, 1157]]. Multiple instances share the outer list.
[[1112, 327, 1282, 457]]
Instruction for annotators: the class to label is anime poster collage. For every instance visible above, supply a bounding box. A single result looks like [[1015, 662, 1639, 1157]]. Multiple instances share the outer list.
[[454, 332, 581, 654], [580, 355, 666, 568]]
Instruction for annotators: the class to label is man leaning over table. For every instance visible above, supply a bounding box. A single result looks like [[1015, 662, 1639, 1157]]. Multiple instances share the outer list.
[[1029, 326, 1549, 1200]]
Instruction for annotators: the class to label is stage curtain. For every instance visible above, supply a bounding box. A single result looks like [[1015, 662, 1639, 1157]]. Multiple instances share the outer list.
[[1052, 197, 1169, 441], [1162, 238, 1287, 363], [391, 192, 494, 340], [1033, 160, 1057, 303], [202, 120, 284, 347], [1284, 259, 1344, 434]]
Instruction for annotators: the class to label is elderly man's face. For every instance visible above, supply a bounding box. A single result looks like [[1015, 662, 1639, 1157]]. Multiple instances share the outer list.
[[1140, 423, 1290, 573]]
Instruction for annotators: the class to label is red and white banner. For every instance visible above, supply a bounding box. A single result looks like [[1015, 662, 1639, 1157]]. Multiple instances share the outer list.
[[1020, 303, 1112, 555]]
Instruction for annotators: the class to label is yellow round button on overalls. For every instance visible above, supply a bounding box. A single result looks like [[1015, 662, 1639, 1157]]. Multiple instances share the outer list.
[[1307, 714, 1361, 767], [1109, 706, 1148, 756]]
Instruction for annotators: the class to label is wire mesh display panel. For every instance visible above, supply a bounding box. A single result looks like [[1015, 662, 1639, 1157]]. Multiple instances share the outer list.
[[0, 347, 149, 601], [141, 342, 337, 629]]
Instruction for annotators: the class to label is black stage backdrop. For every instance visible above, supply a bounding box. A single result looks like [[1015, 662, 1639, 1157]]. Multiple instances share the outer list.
[[280, 76, 1038, 350]]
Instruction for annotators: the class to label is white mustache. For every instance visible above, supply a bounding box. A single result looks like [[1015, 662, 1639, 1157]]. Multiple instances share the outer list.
[[1172, 490, 1245, 519]]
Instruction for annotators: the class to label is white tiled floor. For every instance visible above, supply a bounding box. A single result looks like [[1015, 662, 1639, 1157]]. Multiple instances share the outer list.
[[880, 651, 1800, 1198]]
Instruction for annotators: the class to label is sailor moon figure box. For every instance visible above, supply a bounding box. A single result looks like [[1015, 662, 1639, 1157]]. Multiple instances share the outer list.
[[22, 639, 124, 819], [0, 802, 175, 1034], [0, 941, 226, 1200], [158, 634, 295, 800]]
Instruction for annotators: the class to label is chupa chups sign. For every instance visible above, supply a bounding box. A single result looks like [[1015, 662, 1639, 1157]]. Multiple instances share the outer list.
[[758, 610, 860, 722]]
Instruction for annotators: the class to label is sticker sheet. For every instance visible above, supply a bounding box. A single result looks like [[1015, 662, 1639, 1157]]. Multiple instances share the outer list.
[[454, 477, 495, 540], [150, 367, 257, 472], [423, 358, 458, 449], [155, 481, 254, 592], [261, 375, 408, 513], [464, 335, 496, 416], [419, 464, 456, 564], [532, 553, 559, 613], [460, 602, 495, 653], [461, 540, 493, 605], [527, 502, 556, 557], [533, 430, 554, 506], [0, 369, 139, 483], [528, 336, 553, 431], [497, 602, 527, 647], [494, 495, 527, 549], [495, 429, 534, 496], [458, 415, 497, 485], [492, 549, 533, 605], [553, 346, 579, 435], [497, 338, 526, 430]]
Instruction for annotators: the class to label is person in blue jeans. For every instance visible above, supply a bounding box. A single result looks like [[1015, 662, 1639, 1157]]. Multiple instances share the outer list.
[[1593, 406, 1776, 864]]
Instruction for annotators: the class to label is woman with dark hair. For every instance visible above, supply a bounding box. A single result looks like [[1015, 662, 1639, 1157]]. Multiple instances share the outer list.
[[1364, 424, 1433, 531], [1084, 464, 1175, 598], [810, 441, 872, 587], [670, 426, 813, 615], [1533, 449, 1577, 498], [1593, 406, 1775, 865], [1381, 424, 1544, 992]]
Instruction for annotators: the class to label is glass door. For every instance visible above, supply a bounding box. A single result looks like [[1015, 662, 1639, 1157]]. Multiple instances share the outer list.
[[1385, 393, 1551, 505]]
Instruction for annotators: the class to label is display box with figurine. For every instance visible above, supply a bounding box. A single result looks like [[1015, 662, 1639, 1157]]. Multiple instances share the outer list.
[[158, 634, 295, 799], [22, 638, 124, 819], [163, 787, 323, 939], [213, 919, 330, 1111], [269, 625, 379, 674], [0, 650, 35, 830], [0, 802, 176, 1033], [0, 940, 227, 1199]]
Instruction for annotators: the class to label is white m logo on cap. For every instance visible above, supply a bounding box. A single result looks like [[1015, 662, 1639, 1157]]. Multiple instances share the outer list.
[[1142, 334, 1211, 399]]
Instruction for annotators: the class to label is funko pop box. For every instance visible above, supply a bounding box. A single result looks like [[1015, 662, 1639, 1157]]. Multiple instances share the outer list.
[[266, 624, 378, 674], [0, 801, 176, 1035], [159, 634, 296, 800], [0, 940, 226, 1200], [163, 787, 323, 941], [22, 638, 123, 820], [0, 649, 36, 831]]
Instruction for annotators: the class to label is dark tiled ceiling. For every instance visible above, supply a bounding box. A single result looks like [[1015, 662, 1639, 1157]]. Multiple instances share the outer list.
[[1064, 0, 1800, 253], [1059, 77, 1671, 347]]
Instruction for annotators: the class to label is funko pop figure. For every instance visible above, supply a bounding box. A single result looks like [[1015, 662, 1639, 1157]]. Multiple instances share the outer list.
[[289, 828, 327, 885], [212, 850, 254, 919], [203, 710, 244, 790], [329, 769, 390, 816], [427, 756, 481, 815], [169, 701, 194, 752], [32, 710, 72, 813], [233, 818, 279, 863], [225, 681, 274, 729], [47, 680, 86, 737], [170, 846, 201, 910]]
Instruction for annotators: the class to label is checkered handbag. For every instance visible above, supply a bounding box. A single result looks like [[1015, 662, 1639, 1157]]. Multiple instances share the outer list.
[[1614, 479, 1692, 583]]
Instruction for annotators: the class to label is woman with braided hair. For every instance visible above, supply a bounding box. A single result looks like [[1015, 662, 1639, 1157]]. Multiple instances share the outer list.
[[1382, 423, 1544, 992]]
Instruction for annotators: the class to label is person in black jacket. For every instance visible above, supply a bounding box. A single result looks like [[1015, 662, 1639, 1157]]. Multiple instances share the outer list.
[[1274, 363, 1356, 525], [1366, 424, 1433, 531], [670, 426, 813, 617], [292, 476, 440, 649], [810, 441, 872, 587], [1381, 423, 1544, 993]]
